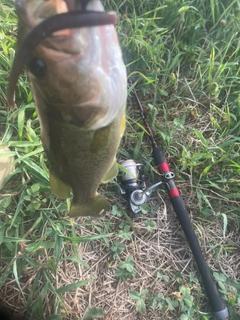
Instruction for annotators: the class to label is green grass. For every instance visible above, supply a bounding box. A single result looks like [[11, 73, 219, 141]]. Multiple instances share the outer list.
[[0, 0, 240, 319]]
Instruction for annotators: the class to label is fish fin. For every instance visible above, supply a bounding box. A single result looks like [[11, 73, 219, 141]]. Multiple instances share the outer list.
[[69, 194, 111, 217], [120, 113, 126, 137], [102, 160, 118, 183], [90, 125, 110, 152], [50, 170, 71, 199]]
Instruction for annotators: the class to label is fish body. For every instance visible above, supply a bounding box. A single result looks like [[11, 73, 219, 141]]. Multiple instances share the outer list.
[[15, 0, 127, 217]]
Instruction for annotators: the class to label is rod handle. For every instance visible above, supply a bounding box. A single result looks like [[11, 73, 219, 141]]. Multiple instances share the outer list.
[[170, 196, 228, 319]]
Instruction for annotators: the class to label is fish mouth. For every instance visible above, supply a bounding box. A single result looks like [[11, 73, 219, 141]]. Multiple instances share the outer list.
[[26, 0, 107, 52], [65, 0, 90, 11], [8, 0, 118, 106], [22, 0, 106, 31]]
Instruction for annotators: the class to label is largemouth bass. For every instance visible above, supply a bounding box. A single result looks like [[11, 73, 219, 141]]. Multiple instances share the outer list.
[[9, 0, 127, 217]]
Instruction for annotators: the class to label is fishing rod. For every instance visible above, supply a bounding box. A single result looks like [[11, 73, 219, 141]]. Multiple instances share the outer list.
[[119, 79, 229, 320]]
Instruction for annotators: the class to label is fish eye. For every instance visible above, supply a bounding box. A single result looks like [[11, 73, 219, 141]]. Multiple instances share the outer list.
[[27, 57, 47, 78]]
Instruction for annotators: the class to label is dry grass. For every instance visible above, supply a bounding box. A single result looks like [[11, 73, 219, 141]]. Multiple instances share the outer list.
[[0, 190, 239, 319]]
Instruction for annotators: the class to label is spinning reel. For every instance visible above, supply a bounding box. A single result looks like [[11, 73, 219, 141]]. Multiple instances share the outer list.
[[118, 159, 163, 215]]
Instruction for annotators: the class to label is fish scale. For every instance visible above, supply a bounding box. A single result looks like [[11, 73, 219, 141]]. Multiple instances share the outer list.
[[47, 111, 124, 217]]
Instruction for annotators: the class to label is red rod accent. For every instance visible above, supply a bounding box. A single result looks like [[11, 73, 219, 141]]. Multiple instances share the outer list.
[[157, 162, 170, 173], [168, 188, 180, 198]]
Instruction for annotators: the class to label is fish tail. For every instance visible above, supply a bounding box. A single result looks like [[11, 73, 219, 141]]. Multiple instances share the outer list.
[[69, 194, 111, 217]]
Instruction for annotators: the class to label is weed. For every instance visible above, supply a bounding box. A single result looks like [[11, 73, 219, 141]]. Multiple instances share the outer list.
[[213, 270, 240, 316], [110, 240, 125, 260], [145, 219, 156, 232], [129, 289, 149, 312], [115, 256, 136, 281], [157, 270, 170, 283], [111, 204, 124, 218], [23, 183, 46, 213], [118, 225, 132, 241], [82, 307, 103, 320]]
